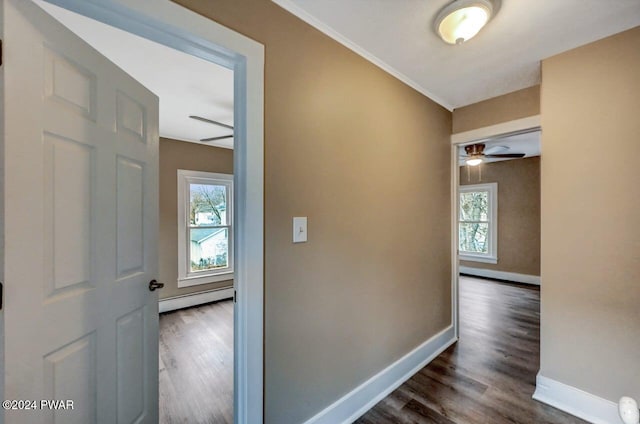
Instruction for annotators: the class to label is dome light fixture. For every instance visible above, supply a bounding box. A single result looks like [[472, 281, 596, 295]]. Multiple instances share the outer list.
[[434, 0, 495, 45]]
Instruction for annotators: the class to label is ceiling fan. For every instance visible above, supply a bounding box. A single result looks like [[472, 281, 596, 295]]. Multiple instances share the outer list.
[[462, 143, 525, 166], [189, 115, 234, 142]]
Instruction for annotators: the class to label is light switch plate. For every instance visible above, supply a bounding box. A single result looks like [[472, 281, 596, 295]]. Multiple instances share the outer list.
[[293, 217, 307, 243]]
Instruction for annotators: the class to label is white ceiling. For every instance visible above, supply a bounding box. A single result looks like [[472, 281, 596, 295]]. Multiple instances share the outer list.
[[458, 130, 540, 166], [37, 0, 640, 142], [38, 2, 235, 149], [276, 0, 640, 110]]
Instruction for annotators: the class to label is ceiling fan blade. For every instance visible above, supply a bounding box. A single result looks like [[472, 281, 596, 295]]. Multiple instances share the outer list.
[[200, 135, 234, 142], [485, 153, 526, 158], [483, 145, 509, 155], [190, 115, 234, 130]]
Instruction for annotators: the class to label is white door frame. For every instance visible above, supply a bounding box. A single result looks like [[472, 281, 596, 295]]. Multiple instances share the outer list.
[[38, 1, 265, 422], [450, 115, 540, 338]]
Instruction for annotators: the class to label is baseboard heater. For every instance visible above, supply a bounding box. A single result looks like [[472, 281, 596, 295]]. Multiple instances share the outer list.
[[158, 287, 234, 313]]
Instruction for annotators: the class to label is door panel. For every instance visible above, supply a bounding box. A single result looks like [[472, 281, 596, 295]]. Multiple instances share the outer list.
[[43, 333, 97, 424], [44, 133, 94, 295], [3, 0, 159, 422], [116, 92, 147, 143], [116, 308, 145, 424], [116, 156, 145, 279], [44, 47, 97, 121]]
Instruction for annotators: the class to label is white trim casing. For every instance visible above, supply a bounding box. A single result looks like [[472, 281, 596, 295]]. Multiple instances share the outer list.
[[303, 326, 457, 424], [178, 273, 234, 288], [159, 287, 234, 313], [38, 2, 265, 423], [533, 374, 622, 424], [451, 143, 460, 339], [270, 0, 453, 111], [459, 266, 540, 285], [459, 255, 497, 264], [0, 0, 5, 411]]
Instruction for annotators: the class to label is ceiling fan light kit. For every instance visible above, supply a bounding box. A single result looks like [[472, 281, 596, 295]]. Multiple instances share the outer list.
[[466, 157, 483, 166], [434, 0, 495, 45], [463, 142, 526, 166], [464, 143, 485, 166]]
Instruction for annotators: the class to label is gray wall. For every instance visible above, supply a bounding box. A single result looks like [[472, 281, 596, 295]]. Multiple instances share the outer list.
[[158, 138, 233, 300], [540, 27, 640, 402], [460, 157, 541, 276]]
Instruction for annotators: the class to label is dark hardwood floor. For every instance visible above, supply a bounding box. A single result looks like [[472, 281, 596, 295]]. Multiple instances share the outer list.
[[159, 299, 233, 424], [356, 276, 587, 424]]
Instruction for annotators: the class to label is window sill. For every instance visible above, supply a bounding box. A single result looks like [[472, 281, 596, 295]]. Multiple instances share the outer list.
[[459, 255, 498, 264], [178, 272, 234, 288]]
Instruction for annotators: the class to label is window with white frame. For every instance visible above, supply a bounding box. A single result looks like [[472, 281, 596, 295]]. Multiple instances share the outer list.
[[458, 182, 497, 264], [178, 170, 233, 287]]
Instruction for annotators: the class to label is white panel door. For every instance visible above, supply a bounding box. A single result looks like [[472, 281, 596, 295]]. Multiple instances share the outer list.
[[2, 0, 159, 423]]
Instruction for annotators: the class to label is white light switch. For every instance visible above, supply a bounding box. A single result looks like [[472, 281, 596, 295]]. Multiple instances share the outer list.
[[293, 217, 307, 243]]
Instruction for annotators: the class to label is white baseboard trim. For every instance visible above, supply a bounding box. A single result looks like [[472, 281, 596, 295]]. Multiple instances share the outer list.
[[159, 287, 234, 313], [459, 266, 540, 285], [303, 325, 457, 424], [533, 374, 622, 424]]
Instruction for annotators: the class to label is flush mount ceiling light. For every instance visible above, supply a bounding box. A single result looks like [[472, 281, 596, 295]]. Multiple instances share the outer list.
[[434, 0, 495, 45]]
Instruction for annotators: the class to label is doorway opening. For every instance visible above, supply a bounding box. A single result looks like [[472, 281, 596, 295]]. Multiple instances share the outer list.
[[448, 118, 558, 418], [450, 117, 541, 335], [30, 1, 263, 423], [455, 128, 542, 366], [457, 130, 541, 285]]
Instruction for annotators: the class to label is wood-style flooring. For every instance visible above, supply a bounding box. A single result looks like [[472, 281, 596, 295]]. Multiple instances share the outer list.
[[159, 299, 233, 424], [356, 276, 587, 424]]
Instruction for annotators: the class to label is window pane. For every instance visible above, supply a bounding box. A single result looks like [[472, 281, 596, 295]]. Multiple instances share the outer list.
[[190, 183, 227, 226], [190, 227, 229, 272], [460, 191, 488, 222], [459, 223, 489, 254]]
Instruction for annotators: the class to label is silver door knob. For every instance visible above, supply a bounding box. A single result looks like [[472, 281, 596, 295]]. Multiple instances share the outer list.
[[149, 279, 164, 291]]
